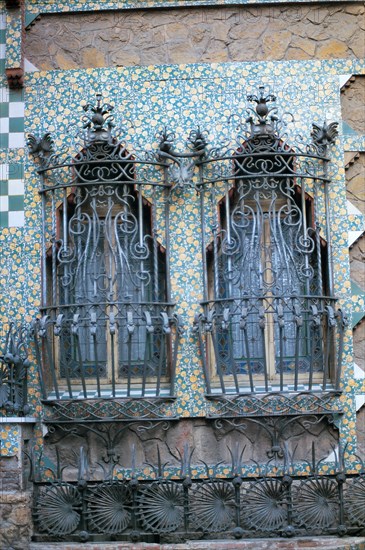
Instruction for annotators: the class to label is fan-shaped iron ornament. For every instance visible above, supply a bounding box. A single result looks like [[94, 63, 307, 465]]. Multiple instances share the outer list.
[[136, 481, 184, 533], [190, 481, 235, 532], [34, 483, 82, 535], [86, 482, 131, 533], [344, 477, 365, 527], [293, 478, 338, 529], [241, 479, 287, 531]]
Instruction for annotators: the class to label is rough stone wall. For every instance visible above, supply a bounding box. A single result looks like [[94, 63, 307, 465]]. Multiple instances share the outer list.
[[357, 404, 365, 459], [350, 230, 365, 370], [341, 76, 365, 135], [347, 154, 365, 373], [350, 234, 365, 290], [346, 153, 365, 215], [24, 3, 364, 70], [0, 456, 33, 550], [353, 318, 365, 370]]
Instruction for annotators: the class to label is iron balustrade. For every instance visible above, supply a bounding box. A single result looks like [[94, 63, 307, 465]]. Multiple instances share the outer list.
[[33, 302, 180, 400], [31, 473, 365, 541], [29, 442, 365, 542]]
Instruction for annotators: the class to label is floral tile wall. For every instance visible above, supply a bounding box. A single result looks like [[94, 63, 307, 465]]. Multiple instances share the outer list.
[[0, 46, 364, 471]]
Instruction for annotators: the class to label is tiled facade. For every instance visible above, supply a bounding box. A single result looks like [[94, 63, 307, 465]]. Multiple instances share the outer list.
[[0, 2, 363, 447], [0, 1, 364, 547], [0, 8, 25, 228]]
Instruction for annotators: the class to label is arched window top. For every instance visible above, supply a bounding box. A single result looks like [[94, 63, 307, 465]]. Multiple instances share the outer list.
[[74, 141, 135, 184]]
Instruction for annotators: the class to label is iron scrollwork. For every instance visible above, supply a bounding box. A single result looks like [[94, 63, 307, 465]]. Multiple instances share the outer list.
[[42, 398, 178, 423], [193, 85, 343, 398], [212, 414, 338, 460], [206, 392, 343, 418]]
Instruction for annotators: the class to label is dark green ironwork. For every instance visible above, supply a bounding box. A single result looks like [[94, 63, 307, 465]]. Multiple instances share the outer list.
[[29, 440, 365, 543], [0, 324, 30, 415]]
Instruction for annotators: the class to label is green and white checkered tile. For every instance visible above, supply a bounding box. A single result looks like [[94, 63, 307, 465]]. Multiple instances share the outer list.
[[0, 11, 25, 227], [0, 11, 25, 150], [0, 162, 24, 227], [0, 86, 25, 149]]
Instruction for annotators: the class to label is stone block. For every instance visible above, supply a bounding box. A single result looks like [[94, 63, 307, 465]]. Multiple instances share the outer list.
[[316, 39, 349, 58]]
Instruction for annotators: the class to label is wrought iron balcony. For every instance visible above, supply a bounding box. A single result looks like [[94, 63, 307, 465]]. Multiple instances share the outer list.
[[195, 296, 346, 396], [28, 94, 181, 407], [33, 302, 180, 401], [193, 86, 344, 398]]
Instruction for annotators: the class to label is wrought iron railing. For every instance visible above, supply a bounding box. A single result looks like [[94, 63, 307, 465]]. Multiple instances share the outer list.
[[195, 296, 346, 395], [33, 302, 181, 400], [29, 444, 365, 542], [0, 324, 30, 415]]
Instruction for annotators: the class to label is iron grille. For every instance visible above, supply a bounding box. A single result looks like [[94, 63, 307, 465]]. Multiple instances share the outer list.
[[29, 95, 181, 402], [194, 87, 345, 395], [0, 324, 30, 415], [29, 442, 365, 542]]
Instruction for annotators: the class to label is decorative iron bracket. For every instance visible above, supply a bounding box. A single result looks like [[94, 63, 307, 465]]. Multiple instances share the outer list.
[[157, 127, 207, 191]]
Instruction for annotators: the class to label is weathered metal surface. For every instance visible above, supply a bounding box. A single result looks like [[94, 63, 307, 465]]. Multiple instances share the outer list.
[[29, 440, 365, 543]]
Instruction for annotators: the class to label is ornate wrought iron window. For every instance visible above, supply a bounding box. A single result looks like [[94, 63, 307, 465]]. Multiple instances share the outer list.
[[195, 87, 346, 396], [29, 95, 180, 401]]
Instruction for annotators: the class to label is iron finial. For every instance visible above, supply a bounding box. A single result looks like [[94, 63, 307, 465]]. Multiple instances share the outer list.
[[82, 92, 115, 143], [246, 85, 278, 136]]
